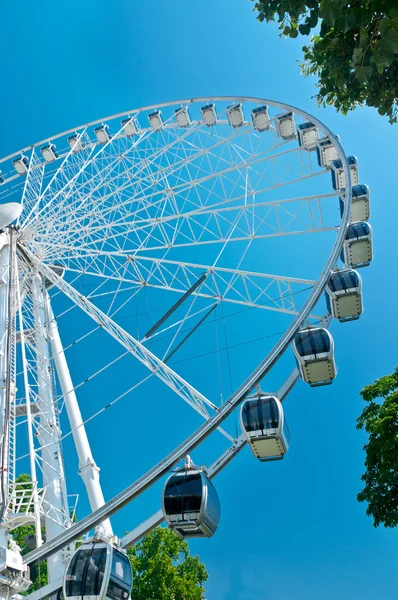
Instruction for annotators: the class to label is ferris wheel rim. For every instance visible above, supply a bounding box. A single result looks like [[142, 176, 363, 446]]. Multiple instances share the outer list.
[[7, 94, 354, 574], [1, 95, 345, 165]]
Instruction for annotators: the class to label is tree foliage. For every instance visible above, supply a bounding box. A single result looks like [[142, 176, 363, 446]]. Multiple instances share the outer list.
[[127, 528, 208, 600], [357, 366, 398, 527], [252, 0, 398, 123], [11, 523, 48, 593], [10, 474, 48, 593]]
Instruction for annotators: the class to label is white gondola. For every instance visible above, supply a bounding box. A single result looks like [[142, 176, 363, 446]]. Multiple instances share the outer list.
[[297, 122, 318, 150], [226, 103, 244, 128], [293, 327, 337, 387], [341, 222, 373, 268], [325, 268, 363, 322], [0, 171, 4, 185], [240, 394, 289, 461], [40, 143, 58, 163], [331, 156, 358, 190], [13, 155, 29, 175], [162, 458, 220, 538], [68, 133, 85, 153], [340, 184, 370, 224], [316, 136, 340, 168], [148, 110, 163, 130], [175, 106, 191, 128], [251, 105, 270, 132], [121, 116, 139, 137], [201, 103, 217, 127], [275, 111, 296, 140], [95, 124, 111, 144], [64, 541, 132, 600]]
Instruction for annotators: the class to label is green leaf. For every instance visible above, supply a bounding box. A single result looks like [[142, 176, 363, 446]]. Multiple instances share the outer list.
[[370, 46, 387, 75], [378, 18, 391, 36], [308, 9, 318, 28], [386, 6, 398, 19], [277, 5, 285, 20], [351, 7, 365, 27], [359, 26, 370, 49], [319, 0, 343, 27], [289, 28, 299, 38], [342, 13, 357, 33], [355, 65, 373, 83], [378, 28, 398, 57], [299, 23, 311, 35], [352, 47, 364, 65]]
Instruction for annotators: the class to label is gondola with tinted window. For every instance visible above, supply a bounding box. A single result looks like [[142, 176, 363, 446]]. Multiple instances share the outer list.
[[240, 394, 289, 461], [251, 105, 270, 132], [162, 457, 220, 538], [341, 221, 373, 268], [316, 135, 340, 168], [41, 142, 59, 163], [94, 124, 111, 144], [330, 156, 358, 190], [293, 327, 337, 386], [297, 121, 318, 149], [13, 154, 29, 175], [64, 541, 132, 600], [201, 103, 217, 127], [325, 268, 363, 322], [226, 103, 244, 128], [275, 111, 296, 140], [339, 184, 370, 224]]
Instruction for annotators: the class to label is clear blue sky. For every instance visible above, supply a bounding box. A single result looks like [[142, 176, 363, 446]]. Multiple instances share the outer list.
[[1, 1, 397, 599]]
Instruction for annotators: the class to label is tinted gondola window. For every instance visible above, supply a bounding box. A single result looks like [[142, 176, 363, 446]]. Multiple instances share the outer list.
[[242, 398, 278, 432], [65, 549, 89, 597], [352, 184, 368, 198], [282, 420, 291, 445], [328, 271, 358, 292], [295, 329, 330, 356], [107, 551, 132, 600], [164, 473, 203, 515], [346, 223, 369, 239], [84, 548, 107, 596], [205, 479, 221, 527], [65, 547, 106, 597]]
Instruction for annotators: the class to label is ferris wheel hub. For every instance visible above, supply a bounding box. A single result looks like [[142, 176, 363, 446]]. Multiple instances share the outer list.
[[0, 203, 22, 230]]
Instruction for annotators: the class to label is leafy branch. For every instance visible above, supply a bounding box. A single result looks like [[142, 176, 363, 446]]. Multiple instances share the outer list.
[[252, 0, 398, 122]]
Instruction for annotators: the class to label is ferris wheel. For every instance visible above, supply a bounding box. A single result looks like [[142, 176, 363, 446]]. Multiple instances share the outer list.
[[0, 96, 372, 600]]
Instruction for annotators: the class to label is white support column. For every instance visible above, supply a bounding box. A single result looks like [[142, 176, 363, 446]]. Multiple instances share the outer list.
[[0, 232, 10, 549], [31, 273, 70, 583], [15, 264, 43, 549], [46, 296, 113, 538]]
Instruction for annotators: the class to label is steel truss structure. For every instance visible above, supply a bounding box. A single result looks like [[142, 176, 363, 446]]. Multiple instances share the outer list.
[[0, 97, 355, 600]]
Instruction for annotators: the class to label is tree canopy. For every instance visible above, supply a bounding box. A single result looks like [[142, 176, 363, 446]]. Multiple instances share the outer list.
[[127, 528, 208, 600], [357, 366, 398, 527], [251, 0, 398, 123]]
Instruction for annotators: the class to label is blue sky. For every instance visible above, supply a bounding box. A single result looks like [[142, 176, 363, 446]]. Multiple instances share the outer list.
[[1, 1, 398, 599]]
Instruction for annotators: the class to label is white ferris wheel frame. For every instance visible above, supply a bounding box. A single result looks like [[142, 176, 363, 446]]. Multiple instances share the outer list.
[[0, 97, 352, 593]]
